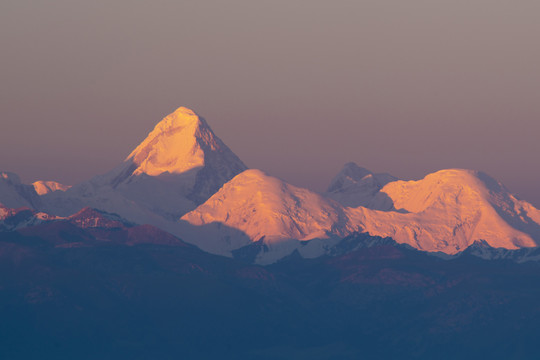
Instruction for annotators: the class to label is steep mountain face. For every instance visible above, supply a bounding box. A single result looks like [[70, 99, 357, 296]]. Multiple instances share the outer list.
[[32, 181, 71, 195], [347, 169, 540, 254], [0, 172, 42, 209], [119, 106, 247, 203], [41, 107, 247, 224], [325, 162, 397, 209], [180, 169, 355, 263]]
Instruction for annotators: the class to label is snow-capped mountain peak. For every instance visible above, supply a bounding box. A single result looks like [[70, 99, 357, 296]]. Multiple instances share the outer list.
[[126, 106, 213, 177], [180, 169, 352, 262], [181, 166, 540, 262], [379, 168, 489, 213], [40, 106, 247, 224], [327, 162, 374, 193], [325, 162, 397, 208], [346, 168, 540, 254], [8, 105, 539, 264], [113, 106, 247, 203], [33, 181, 71, 195]]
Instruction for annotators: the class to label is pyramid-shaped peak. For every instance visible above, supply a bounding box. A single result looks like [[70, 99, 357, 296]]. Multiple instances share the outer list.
[[340, 162, 374, 179], [125, 106, 218, 176], [172, 106, 197, 116], [104, 106, 247, 204], [153, 106, 203, 132], [326, 162, 398, 208], [326, 162, 376, 193]]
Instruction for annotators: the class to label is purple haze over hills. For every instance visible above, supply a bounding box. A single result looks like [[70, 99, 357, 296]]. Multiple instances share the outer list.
[[1, 0, 539, 206]]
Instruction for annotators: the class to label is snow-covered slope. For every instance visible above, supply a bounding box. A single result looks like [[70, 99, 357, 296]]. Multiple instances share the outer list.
[[182, 168, 540, 262], [121, 106, 247, 203], [41, 107, 247, 224], [325, 162, 397, 209], [7, 105, 539, 263], [180, 169, 355, 263], [346, 169, 540, 254], [33, 180, 71, 195], [0, 172, 42, 209]]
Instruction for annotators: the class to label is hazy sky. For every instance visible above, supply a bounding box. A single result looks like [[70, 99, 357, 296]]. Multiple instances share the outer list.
[[1, 0, 539, 206]]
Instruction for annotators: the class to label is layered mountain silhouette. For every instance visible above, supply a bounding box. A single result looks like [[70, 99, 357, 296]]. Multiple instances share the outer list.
[[3, 105, 540, 359], [1, 106, 539, 263], [3, 225, 540, 359]]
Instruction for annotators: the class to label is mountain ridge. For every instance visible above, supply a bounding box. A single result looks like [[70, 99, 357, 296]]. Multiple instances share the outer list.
[[1, 106, 539, 263], [182, 167, 540, 261]]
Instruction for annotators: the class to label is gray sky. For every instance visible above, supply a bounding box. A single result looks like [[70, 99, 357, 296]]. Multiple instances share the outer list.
[[1, 0, 539, 206]]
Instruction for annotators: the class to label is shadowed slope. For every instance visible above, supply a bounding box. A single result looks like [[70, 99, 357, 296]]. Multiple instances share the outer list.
[[0, 172, 42, 209], [325, 162, 397, 209]]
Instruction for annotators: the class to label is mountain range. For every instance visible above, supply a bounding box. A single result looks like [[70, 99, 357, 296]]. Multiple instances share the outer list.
[[3, 106, 540, 359], [1, 106, 539, 263]]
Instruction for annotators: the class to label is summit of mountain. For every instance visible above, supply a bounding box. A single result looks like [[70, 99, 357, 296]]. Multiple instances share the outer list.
[[325, 162, 398, 209], [40, 107, 247, 224]]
